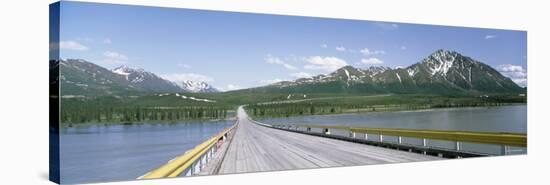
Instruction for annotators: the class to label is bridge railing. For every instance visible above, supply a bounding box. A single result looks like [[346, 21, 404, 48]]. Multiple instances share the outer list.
[[138, 122, 238, 179], [271, 124, 526, 156]]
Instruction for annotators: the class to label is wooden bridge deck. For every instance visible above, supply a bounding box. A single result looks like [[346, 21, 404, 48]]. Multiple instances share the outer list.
[[215, 107, 439, 174]]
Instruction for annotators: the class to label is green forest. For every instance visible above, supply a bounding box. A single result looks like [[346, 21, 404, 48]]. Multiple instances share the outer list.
[[60, 95, 233, 127], [59, 92, 526, 127], [245, 94, 526, 119]]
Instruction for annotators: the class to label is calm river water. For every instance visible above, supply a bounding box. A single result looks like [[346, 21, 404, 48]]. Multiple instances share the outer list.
[[258, 105, 527, 155], [59, 120, 233, 184]]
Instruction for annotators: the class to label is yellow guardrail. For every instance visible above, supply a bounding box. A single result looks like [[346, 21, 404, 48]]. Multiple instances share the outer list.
[[139, 123, 238, 179], [273, 124, 526, 147]]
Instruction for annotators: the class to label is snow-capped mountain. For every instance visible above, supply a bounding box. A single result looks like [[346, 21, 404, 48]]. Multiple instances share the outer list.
[[262, 49, 524, 94], [111, 65, 182, 93], [405, 49, 521, 92], [179, 80, 219, 93], [59, 59, 222, 96], [58, 59, 221, 96], [59, 59, 142, 96]]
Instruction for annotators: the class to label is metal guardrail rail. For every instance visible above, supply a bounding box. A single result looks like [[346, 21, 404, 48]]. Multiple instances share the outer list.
[[139, 122, 238, 179], [272, 124, 526, 156]]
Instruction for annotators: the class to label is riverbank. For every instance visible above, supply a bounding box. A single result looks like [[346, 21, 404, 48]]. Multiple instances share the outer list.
[[247, 103, 526, 120], [60, 116, 238, 128], [255, 104, 527, 134]]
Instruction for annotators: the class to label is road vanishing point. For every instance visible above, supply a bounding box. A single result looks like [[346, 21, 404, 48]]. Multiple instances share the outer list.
[[213, 107, 439, 174]]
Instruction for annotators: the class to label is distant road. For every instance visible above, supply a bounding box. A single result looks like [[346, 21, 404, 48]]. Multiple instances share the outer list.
[[256, 94, 393, 105], [216, 106, 438, 174]]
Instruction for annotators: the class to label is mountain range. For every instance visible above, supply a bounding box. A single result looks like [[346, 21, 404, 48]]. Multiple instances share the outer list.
[[58, 49, 524, 97], [250, 49, 524, 95], [59, 59, 218, 96]]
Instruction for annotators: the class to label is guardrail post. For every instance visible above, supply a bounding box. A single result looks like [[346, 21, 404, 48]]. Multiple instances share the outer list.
[[190, 161, 196, 175], [201, 153, 207, 170], [455, 141, 461, 151], [422, 138, 427, 147], [349, 131, 356, 138], [323, 128, 330, 135], [364, 133, 368, 140], [199, 157, 203, 172], [185, 167, 192, 176], [379, 134, 383, 142], [212, 146, 215, 157], [501, 145, 509, 155], [398, 136, 402, 144], [206, 148, 211, 162], [422, 138, 427, 155]]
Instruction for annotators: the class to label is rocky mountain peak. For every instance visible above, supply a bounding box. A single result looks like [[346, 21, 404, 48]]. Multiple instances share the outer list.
[[179, 80, 219, 93]]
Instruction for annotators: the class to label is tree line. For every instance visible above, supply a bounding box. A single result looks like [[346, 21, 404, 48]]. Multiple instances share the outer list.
[[246, 95, 525, 118], [61, 106, 230, 125]]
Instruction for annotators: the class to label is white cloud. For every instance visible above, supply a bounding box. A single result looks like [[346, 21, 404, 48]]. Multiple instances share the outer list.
[[103, 51, 128, 60], [496, 64, 527, 87], [290, 72, 313, 79], [374, 23, 399, 30], [225, 84, 242, 91], [177, 63, 192, 69], [485, 35, 497, 39], [218, 84, 243, 91], [320, 44, 328, 48], [511, 79, 527, 87], [304, 56, 348, 72], [335, 46, 346, 51], [497, 64, 524, 73], [161, 73, 214, 83], [360, 58, 384, 65], [259, 78, 287, 85], [103, 38, 112, 44], [360, 48, 385, 55], [59, 40, 89, 51], [76, 37, 93, 42], [265, 55, 297, 70], [101, 51, 128, 65]]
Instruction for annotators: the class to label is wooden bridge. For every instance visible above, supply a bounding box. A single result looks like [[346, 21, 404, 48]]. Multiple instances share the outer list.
[[138, 106, 527, 179]]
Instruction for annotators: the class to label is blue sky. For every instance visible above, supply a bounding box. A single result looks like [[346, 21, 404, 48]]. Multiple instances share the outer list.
[[58, 1, 527, 90]]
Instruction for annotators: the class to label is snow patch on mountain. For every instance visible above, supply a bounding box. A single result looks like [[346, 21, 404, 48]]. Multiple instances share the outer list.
[[396, 73, 402, 83], [156, 93, 216, 102], [179, 80, 219, 93], [344, 69, 350, 79], [112, 66, 131, 76], [407, 68, 417, 77], [112, 65, 147, 82]]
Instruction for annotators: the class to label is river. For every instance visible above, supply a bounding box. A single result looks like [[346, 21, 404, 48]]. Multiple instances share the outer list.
[[59, 120, 234, 184], [258, 105, 527, 155]]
